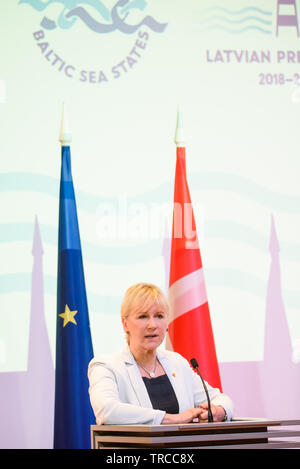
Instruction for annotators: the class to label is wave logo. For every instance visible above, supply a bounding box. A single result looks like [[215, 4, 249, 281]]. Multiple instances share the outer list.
[[19, 0, 168, 83], [199, 1, 300, 37], [19, 0, 167, 34], [199, 5, 273, 35]]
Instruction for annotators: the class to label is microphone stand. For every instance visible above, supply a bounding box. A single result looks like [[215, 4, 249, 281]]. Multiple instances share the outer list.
[[190, 358, 213, 422]]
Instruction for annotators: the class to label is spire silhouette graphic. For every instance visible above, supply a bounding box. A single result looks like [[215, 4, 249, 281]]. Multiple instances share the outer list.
[[260, 215, 300, 419], [264, 215, 292, 364], [0, 217, 54, 448]]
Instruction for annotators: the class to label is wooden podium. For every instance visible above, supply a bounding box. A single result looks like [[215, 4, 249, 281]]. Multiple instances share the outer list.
[[91, 418, 300, 449]]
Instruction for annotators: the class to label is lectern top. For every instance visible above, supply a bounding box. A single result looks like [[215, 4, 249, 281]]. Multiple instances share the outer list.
[[91, 417, 300, 434]]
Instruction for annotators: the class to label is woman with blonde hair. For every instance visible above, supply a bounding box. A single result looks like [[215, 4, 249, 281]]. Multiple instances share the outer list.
[[88, 282, 233, 425]]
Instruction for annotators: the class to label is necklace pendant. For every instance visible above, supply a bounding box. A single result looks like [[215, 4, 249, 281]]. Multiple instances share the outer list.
[[149, 371, 155, 378]]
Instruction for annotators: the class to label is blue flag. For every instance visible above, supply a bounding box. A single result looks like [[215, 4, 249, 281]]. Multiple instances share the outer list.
[[54, 145, 95, 449]]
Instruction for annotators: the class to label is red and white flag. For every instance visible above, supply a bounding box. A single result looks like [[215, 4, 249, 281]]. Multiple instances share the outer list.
[[166, 109, 222, 391]]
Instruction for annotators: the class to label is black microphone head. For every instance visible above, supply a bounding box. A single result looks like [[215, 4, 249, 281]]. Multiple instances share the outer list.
[[190, 358, 198, 369]]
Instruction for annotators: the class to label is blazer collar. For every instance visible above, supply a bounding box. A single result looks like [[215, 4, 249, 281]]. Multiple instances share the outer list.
[[120, 346, 186, 412], [120, 345, 134, 364], [156, 349, 187, 412], [120, 345, 153, 408], [120, 345, 169, 365]]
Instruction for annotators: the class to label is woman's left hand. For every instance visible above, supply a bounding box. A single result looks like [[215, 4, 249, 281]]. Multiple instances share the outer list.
[[198, 403, 226, 422]]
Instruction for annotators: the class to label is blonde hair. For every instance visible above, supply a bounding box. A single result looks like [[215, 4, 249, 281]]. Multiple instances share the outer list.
[[121, 282, 169, 344]]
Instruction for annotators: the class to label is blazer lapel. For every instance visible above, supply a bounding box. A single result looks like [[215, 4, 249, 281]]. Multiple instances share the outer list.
[[157, 350, 187, 412], [120, 346, 153, 408]]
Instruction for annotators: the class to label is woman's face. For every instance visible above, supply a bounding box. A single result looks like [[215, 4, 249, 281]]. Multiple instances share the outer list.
[[122, 301, 168, 353]]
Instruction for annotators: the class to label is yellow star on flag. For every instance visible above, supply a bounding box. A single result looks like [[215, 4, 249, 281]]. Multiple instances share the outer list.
[[59, 304, 78, 327]]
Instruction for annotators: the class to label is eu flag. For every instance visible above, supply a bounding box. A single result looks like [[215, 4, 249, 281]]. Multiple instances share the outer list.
[[54, 142, 95, 449]]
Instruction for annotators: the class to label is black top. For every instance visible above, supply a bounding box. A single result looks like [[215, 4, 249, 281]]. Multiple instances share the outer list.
[[142, 374, 179, 414]]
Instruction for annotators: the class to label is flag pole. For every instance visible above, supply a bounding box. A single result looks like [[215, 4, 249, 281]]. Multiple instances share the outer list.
[[59, 102, 72, 146], [174, 105, 185, 147]]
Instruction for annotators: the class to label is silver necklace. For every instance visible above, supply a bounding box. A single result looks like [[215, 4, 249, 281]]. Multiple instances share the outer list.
[[137, 357, 157, 378]]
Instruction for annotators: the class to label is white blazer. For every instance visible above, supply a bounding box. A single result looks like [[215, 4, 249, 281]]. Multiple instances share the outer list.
[[88, 346, 234, 425]]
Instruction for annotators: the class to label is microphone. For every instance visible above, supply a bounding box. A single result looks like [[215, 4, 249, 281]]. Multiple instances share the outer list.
[[190, 358, 213, 422]]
